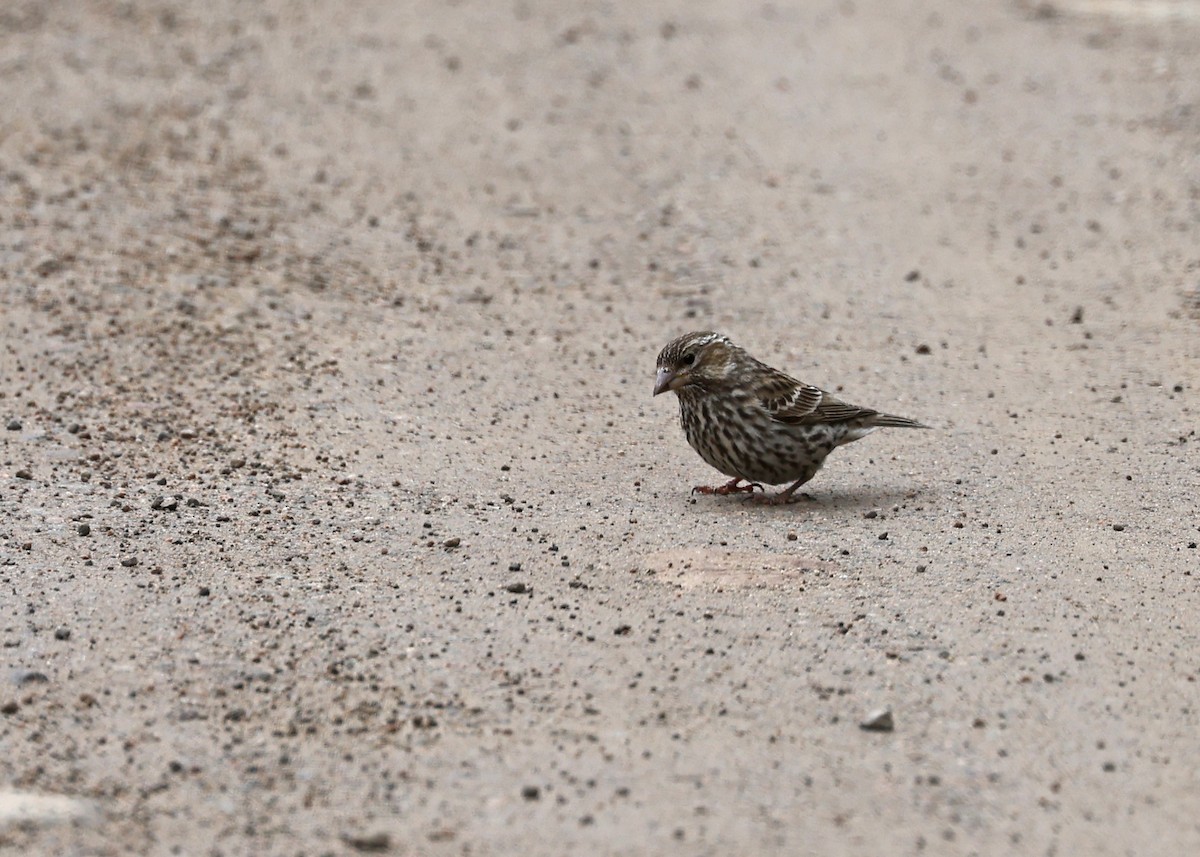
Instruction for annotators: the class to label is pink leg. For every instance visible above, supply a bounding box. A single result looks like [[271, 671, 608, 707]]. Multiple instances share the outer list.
[[755, 467, 819, 504], [692, 477, 763, 496]]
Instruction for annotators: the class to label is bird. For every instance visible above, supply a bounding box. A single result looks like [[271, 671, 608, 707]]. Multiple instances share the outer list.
[[653, 331, 928, 503]]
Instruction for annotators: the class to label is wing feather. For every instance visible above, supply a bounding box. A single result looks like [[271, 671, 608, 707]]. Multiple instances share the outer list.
[[754, 365, 882, 425]]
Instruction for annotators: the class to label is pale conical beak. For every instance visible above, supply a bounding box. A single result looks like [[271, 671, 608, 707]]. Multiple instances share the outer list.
[[653, 367, 676, 396]]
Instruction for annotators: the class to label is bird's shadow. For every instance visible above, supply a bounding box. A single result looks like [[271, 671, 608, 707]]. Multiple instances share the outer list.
[[692, 485, 931, 515]]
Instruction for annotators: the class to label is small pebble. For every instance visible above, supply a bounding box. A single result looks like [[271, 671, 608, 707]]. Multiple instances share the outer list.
[[860, 709, 895, 732], [1, 701, 18, 715], [1112, 523, 1125, 532], [5, 419, 20, 431], [15, 469, 32, 480], [77, 523, 91, 536], [15, 671, 49, 686], [521, 785, 540, 800], [120, 557, 139, 568], [786, 531, 797, 541], [442, 537, 461, 548], [508, 562, 522, 571], [343, 831, 391, 852], [505, 582, 528, 594], [54, 627, 71, 641]]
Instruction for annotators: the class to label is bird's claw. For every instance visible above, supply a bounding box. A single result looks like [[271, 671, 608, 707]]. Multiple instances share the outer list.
[[692, 479, 763, 496]]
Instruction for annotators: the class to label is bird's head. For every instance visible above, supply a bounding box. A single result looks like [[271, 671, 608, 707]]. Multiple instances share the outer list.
[[653, 331, 737, 396]]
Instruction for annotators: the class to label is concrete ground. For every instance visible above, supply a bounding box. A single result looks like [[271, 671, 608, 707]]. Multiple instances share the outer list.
[[2, 1, 1198, 854]]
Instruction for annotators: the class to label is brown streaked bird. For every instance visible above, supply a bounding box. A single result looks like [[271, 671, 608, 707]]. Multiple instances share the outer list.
[[654, 331, 928, 503]]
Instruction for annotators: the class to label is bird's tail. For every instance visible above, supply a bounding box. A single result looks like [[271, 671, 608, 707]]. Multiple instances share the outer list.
[[871, 412, 929, 429]]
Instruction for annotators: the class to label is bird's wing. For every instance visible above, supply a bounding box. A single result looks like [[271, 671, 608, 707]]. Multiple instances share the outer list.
[[756, 367, 879, 425]]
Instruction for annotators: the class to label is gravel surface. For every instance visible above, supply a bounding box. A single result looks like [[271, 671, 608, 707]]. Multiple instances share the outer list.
[[2, 1, 1199, 854]]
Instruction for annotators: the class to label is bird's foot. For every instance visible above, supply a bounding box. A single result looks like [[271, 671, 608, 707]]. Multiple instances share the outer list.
[[754, 491, 814, 505], [692, 478, 763, 496], [752, 488, 816, 505]]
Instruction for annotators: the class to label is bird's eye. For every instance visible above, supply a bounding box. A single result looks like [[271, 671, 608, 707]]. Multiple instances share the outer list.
[[681, 353, 695, 366]]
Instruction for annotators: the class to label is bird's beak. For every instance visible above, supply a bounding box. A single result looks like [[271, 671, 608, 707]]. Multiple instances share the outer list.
[[653, 366, 678, 396]]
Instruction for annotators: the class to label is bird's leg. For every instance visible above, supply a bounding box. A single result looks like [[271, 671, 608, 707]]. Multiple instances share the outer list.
[[759, 466, 820, 505], [692, 477, 763, 496]]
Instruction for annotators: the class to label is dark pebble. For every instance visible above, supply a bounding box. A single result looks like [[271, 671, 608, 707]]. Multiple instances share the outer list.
[[54, 627, 71, 641], [151, 496, 179, 511], [5, 419, 20, 431], [199, 586, 211, 596], [905, 270, 920, 282], [1112, 524, 1125, 532], [121, 557, 139, 568], [860, 709, 894, 732], [878, 532, 889, 540], [343, 831, 391, 852], [77, 523, 91, 536], [521, 785, 540, 800], [508, 562, 522, 571], [1, 701, 18, 715], [442, 537, 461, 548], [15, 671, 49, 686], [614, 624, 632, 636], [915, 344, 932, 355], [505, 582, 528, 594], [15, 469, 32, 480]]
